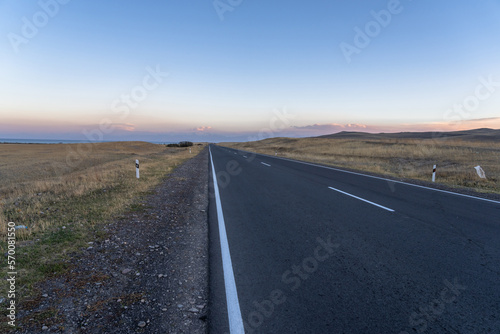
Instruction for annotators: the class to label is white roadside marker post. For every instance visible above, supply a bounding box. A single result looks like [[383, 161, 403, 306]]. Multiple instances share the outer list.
[[136, 159, 140, 179], [432, 164, 436, 182], [189, 147, 192, 154]]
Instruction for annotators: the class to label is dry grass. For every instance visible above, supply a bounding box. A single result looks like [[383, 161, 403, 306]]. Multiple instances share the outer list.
[[0, 142, 204, 309], [222, 137, 500, 194]]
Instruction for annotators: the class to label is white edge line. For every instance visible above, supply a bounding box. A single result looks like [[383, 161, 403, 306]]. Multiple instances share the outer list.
[[260, 162, 271, 167], [328, 186, 395, 212], [209, 146, 245, 334], [226, 147, 500, 205]]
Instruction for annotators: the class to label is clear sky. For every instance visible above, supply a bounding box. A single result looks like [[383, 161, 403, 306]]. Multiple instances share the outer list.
[[1, 0, 500, 142]]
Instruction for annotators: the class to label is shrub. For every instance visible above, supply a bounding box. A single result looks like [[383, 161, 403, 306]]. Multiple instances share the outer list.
[[179, 141, 193, 147]]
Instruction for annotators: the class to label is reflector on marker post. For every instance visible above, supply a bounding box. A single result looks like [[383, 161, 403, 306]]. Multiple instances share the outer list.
[[136, 159, 140, 179], [432, 164, 436, 182]]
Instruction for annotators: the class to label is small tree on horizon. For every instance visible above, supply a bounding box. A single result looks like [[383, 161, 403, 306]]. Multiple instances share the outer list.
[[178, 141, 193, 147]]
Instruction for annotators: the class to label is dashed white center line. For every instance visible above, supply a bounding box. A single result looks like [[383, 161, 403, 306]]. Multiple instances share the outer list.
[[328, 186, 395, 212], [260, 162, 271, 167]]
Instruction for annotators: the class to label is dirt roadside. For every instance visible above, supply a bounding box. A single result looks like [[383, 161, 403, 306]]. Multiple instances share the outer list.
[[15, 148, 209, 333]]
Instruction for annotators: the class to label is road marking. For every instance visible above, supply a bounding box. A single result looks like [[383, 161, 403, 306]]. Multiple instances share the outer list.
[[243, 156, 247, 158], [229, 148, 500, 205], [209, 147, 245, 334], [261, 162, 271, 167], [328, 186, 395, 212]]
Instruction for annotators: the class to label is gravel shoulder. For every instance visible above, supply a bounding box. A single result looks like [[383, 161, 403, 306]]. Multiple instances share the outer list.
[[16, 148, 209, 333]]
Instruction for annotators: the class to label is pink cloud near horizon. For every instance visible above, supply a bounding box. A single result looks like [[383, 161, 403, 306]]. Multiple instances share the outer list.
[[193, 126, 212, 132]]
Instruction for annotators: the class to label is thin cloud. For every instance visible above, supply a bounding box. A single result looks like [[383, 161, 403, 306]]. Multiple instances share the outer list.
[[423, 117, 500, 131], [457, 117, 500, 124], [193, 126, 212, 132], [112, 123, 136, 131], [293, 123, 367, 131]]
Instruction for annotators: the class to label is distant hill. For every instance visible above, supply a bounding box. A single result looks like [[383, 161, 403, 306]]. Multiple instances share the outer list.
[[317, 128, 500, 141]]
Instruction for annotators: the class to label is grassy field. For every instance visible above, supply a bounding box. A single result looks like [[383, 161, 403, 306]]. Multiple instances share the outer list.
[[222, 137, 500, 194], [0, 142, 204, 315]]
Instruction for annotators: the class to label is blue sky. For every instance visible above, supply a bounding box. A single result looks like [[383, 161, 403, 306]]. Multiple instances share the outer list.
[[1, 0, 500, 142]]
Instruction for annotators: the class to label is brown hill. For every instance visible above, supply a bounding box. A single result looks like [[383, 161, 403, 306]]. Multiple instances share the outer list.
[[317, 128, 500, 141]]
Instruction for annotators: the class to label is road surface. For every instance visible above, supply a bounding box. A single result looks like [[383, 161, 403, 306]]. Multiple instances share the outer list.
[[207, 144, 500, 333]]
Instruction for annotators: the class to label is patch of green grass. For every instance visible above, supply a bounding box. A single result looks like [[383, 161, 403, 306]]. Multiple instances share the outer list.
[[38, 262, 69, 276], [32, 308, 59, 322], [129, 203, 147, 212], [42, 229, 79, 245]]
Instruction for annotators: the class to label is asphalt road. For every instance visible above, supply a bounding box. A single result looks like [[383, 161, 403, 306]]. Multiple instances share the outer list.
[[207, 144, 500, 334]]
